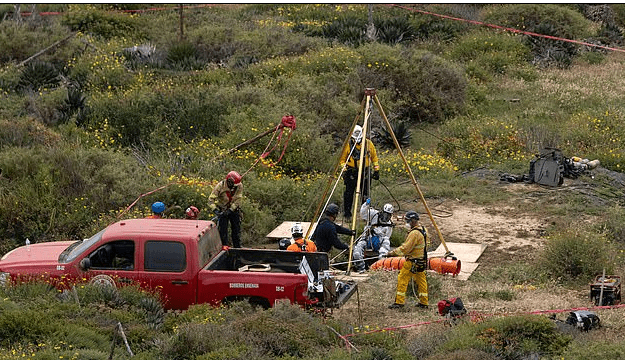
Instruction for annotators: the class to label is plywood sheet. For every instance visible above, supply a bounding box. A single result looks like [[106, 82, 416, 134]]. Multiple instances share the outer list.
[[428, 242, 487, 263], [266, 221, 317, 239]]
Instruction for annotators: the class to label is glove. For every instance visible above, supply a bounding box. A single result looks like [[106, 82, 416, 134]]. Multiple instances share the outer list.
[[372, 170, 379, 180], [366, 198, 371, 205], [351, 230, 357, 236], [213, 209, 222, 217]]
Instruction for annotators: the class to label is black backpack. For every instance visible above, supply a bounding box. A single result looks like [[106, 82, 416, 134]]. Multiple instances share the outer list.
[[565, 310, 600, 331]]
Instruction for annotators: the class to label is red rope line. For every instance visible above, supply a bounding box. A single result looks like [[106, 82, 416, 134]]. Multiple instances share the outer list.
[[387, 4, 625, 54], [339, 303, 625, 339]]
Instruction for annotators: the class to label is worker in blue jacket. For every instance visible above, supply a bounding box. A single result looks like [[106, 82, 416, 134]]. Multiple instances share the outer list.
[[312, 203, 355, 253]]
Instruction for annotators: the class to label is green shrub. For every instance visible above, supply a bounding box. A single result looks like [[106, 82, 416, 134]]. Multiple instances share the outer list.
[[447, 30, 530, 78], [373, 120, 411, 149], [166, 41, 204, 71], [412, 4, 474, 42], [0, 117, 61, 149], [564, 340, 625, 360], [61, 6, 144, 40], [483, 4, 593, 40], [18, 61, 60, 91], [0, 21, 74, 65], [0, 143, 149, 243], [389, 49, 467, 124], [0, 301, 57, 345], [375, 16, 416, 44], [483, 4, 593, 68], [84, 85, 226, 146], [441, 315, 571, 359], [321, 15, 368, 47], [538, 227, 617, 281]]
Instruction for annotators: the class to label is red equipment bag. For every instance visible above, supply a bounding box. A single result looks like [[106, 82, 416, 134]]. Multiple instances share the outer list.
[[437, 297, 467, 317]]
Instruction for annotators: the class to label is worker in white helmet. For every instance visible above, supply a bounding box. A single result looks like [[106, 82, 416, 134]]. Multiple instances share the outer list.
[[339, 124, 380, 220]]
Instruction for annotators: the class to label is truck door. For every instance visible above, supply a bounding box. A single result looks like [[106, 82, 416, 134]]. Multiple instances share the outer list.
[[83, 240, 137, 286], [139, 240, 197, 310]]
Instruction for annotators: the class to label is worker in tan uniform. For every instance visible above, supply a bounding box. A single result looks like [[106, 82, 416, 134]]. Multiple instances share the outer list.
[[209, 171, 243, 248], [387, 210, 429, 309]]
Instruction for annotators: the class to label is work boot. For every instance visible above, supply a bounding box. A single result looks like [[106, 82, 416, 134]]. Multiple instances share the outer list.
[[388, 303, 404, 309], [416, 303, 429, 309]]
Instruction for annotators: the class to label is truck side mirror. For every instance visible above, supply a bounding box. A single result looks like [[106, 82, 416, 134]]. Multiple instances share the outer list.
[[79, 257, 91, 271]]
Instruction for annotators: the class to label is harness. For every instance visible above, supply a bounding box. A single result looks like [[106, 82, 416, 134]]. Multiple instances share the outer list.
[[294, 239, 307, 252], [408, 226, 428, 273]]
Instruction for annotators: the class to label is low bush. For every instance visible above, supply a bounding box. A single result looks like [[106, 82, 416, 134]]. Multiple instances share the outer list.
[[17, 61, 61, 91], [447, 30, 530, 79], [0, 143, 149, 243], [390, 49, 467, 124], [538, 226, 618, 281], [483, 4, 593, 68], [61, 5, 146, 40], [483, 4, 593, 40], [440, 315, 571, 359]]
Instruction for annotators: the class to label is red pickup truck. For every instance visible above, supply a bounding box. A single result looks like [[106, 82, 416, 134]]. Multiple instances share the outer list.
[[0, 218, 356, 310]]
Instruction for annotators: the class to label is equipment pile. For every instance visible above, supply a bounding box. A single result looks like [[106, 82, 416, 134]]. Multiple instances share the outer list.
[[500, 147, 600, 187]]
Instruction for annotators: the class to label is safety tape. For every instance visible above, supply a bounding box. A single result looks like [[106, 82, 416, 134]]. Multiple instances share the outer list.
[[339, 303, 625, 339], [387, 4, 625, 54]]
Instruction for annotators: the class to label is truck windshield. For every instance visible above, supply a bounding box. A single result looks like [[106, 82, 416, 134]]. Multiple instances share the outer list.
[[58, 228, 106, 263]]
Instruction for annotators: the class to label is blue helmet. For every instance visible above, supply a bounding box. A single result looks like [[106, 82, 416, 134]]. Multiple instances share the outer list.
[[151, 201, 165, 214]]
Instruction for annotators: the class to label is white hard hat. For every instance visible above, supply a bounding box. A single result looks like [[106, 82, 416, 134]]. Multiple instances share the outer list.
[[352, 125, 363, 143], [291, 222, 304, 236], [383, 203, 394, 214]]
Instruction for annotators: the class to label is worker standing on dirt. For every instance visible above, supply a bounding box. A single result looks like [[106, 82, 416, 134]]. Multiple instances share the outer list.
[[353, 199, 394, 273], [286, 222, 317, 252], [209, 171, 243, 248], [387, 210, 429, 309], [312, 203, 355, 253], [339, 125, 380, 219]]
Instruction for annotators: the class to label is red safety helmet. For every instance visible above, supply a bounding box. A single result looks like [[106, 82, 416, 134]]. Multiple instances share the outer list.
[[226, 171, 242, 184], [185, 206, 200, 219]]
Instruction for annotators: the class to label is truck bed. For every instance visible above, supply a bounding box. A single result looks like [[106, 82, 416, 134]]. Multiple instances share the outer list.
[[205, 248, 329, 280]]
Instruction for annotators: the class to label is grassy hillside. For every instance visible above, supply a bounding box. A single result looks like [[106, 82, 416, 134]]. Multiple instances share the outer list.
[[1, 4, 625, 359]]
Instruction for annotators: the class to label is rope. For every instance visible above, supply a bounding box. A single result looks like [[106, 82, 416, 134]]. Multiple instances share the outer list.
[[388, 4, 625, 54], [242, 115, 296, 177]]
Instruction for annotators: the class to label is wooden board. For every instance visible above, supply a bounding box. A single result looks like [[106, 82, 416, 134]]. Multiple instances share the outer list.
[[428, 242, 487, 281], [266, 221, 317, 239], [428, 242, 487, 263]]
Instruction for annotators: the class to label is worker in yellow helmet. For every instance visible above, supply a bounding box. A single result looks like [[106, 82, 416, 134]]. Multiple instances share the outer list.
[[387, 210, 429, 309]]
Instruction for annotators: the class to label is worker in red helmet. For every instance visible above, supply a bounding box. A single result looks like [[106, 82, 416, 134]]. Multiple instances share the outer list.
[[208, 171, 243, 248], [185, 206, 200, 220]]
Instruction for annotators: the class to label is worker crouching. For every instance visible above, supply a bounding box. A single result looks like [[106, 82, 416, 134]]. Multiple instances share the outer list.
[[286, 222, 317, 252], [387, 210, 429, 309]]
